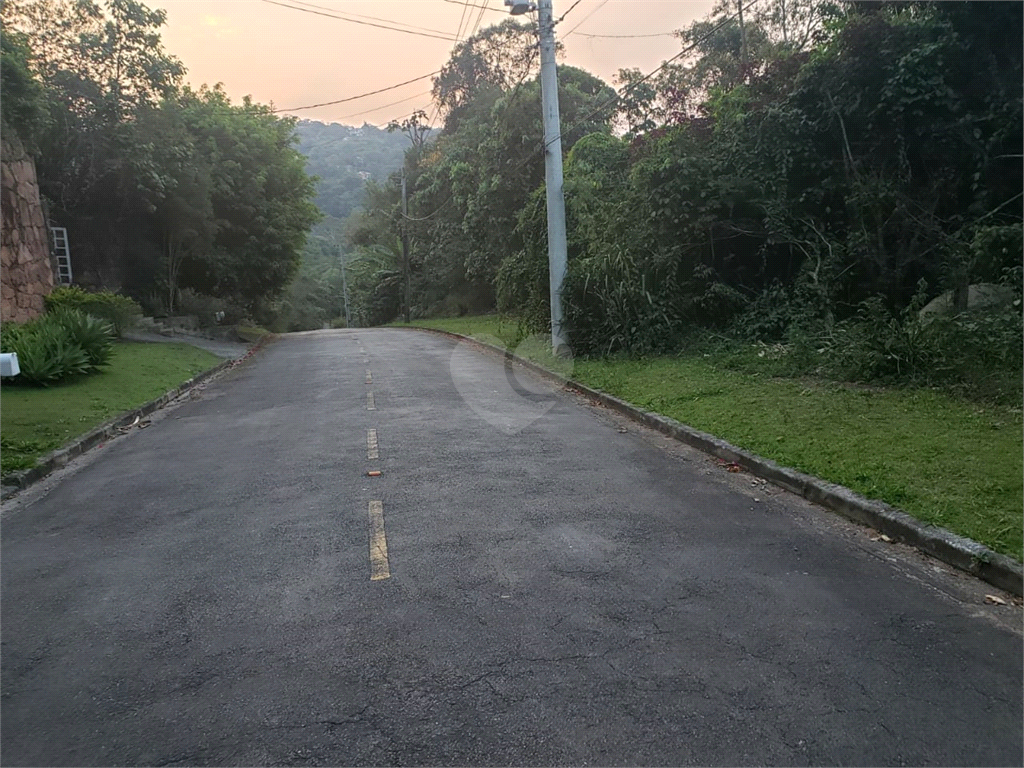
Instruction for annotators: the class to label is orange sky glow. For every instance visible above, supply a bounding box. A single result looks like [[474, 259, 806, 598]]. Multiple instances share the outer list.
[[155, 0, 716, 126]]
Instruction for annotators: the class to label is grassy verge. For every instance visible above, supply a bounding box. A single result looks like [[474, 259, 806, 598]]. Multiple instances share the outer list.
[[401, 315, 526, 347], [402, 315, 1023, 560], [1, 341, 222, 477]]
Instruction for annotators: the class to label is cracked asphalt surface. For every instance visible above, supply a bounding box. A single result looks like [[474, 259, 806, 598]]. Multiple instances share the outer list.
[[2, 328, 1021, 766]]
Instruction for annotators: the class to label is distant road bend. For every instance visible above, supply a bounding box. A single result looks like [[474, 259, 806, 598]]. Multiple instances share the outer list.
[[2, 328, 1021, 766]]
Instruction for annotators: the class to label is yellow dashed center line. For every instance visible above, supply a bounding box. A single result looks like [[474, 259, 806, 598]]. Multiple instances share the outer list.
[[359, 346, 385, 580], [368, 500, 390, 581]]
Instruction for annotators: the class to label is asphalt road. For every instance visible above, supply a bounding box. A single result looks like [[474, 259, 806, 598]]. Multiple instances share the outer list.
[[2, 329, 1021, 767]]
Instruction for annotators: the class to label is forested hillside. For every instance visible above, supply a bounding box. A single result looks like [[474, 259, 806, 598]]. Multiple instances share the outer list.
[[293, 120, 416, 222], [275, 121, 421, 332], [347, 1, 1023, 403]]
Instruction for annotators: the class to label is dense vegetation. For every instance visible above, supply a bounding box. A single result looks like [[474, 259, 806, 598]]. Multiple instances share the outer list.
[[44, 286, 141, 335], [3, 0, 1020, 400], [293, 120, 419, 222], [351, 1, 1023, 403], [0, 306, 115, 385], [0, 286, 145, 385], [1, 0, 320, 324], [274, 121, 416, 332]]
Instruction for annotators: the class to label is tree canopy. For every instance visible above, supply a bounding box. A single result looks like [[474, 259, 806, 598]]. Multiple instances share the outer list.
[[293, 119, 419, 222], [1, 0, 321, 321], [346, 2, 1020, 401]]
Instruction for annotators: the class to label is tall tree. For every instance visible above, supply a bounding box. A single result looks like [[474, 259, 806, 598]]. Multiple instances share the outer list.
[[431, 18, 541, 131], [135, 96, 215, 313], [0, 28, 48, 148], [171, 87, 322, 316], [3, 0, 184, 114], [4, 0, 322, 318], [2, 0, 185, 286]]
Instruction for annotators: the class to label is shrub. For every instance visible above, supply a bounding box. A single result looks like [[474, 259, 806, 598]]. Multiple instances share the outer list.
[[822, 295, 939, 384], [730, 282, 796, 343], [496, 247, 550, 335], [45, 286, 142, 335], [970, 224, 1023, 284], [783, 286, 1023, 404], [926, 306, 1023, 403], [564, 249, 686, 355], [2, 310, 116, 385], [6, 314, 90, 385], [1, 321, 26, 352], [51, 309, 115, 370], [176, 288, 245, 326]]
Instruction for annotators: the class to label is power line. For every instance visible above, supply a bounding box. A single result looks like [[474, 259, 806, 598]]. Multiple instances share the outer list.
[[427, 0, 498, 132], [442, 0, 506, 13], [282, 0, 456, 36], [402, 0, 759, 222], [425, 95, 444, 131], [359, 106, 431, 129], [260, 0, 459, 41], [453, 0, 472, 43], [459, 0, 484, 42], [549, 0, 759, 152], [570, 30, 675, 39], [562, 0, 608, 35], [468, 0, 491, 38], [404, 7, 540, 219], [400, 41, 540, 222], [272, 71, 442, 113], [338, 91, 433, 121], [426, 0, 483, 134], [554, 0, 586, 25], [358, 104, 431, 128]]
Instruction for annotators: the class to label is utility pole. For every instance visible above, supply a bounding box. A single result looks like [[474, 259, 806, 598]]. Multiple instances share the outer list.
[[401, 168, 411, 324], [328, 232, 352, 328], [340, 249, 352, 328], [535, 0, 569, 355], [738, 0, 748, 73]]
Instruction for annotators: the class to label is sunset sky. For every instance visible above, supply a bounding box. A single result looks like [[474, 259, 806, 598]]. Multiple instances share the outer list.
[[154, 0, 717, 126]]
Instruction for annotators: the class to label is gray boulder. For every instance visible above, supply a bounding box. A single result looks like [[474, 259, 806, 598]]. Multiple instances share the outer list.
[[919, 283, 1016, 319]]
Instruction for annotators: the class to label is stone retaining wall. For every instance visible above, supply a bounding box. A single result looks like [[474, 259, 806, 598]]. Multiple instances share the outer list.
[[1, 129, 54, 324]]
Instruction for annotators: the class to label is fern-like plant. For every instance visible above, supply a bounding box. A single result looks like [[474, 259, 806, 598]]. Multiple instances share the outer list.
[[52, 309, 115, 370], [8, 316, 90, 385]]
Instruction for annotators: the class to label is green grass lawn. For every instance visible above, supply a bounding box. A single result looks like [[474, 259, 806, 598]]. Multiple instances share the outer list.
[[402, 315, 526, 347], [1, 341, 222, 476], [403, 315, 1024, 560]]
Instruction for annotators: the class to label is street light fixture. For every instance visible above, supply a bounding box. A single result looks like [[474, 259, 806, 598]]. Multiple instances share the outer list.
[[504, 0, 535, 15]]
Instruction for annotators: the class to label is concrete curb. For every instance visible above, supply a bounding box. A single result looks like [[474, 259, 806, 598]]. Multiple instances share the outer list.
[[412, 325, 1024, 597], [1, 336, 275, 501]]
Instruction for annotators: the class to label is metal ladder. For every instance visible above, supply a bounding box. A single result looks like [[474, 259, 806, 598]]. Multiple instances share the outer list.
[[50, 227, 72, 284]]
